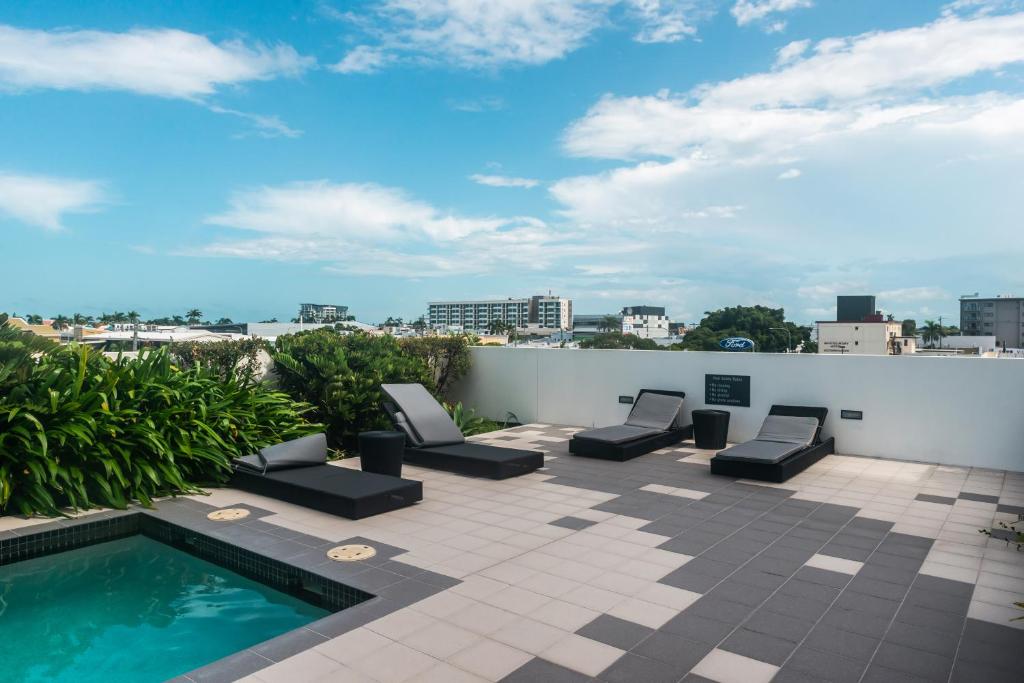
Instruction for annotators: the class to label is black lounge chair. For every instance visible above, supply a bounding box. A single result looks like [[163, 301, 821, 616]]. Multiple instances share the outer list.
[[569, 389, 694, 461], [710, 405, 835, 483], [381, 383, 544, 480], [229, 433, 422, 519]]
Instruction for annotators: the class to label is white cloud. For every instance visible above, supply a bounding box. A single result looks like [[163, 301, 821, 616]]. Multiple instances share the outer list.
[[775, 39, 810, 65], [329, 0, 714, 72], [470, 174, 540, 188], [731, 0, 813, 27], [0, 172, 105, 231], [0, 25, 312, 100], [777, 168, 801, 179], [207, 106, 303, 138], [332, 45, 389, 74], [879, 286, 950, 302], [626, 1, 703, 43], [446, 96, 506, 112]]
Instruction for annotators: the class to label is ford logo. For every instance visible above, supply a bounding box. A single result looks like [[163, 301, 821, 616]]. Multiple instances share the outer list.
[[720, 337, 755, 351]]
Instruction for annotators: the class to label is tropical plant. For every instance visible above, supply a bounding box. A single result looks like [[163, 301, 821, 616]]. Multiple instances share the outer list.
[[580, 333, 662, 350], [51, 315, 70, 330], [443, 402, 491, 436], [169, 338, 266, 385], [0, 320, 317, 516], [185, 309, 203, 325], [902, 318, 917, 337], [270, 328, 435, 448]]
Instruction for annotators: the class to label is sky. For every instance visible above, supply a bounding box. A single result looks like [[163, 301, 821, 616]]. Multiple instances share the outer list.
[[1, 0, 1022, 325]]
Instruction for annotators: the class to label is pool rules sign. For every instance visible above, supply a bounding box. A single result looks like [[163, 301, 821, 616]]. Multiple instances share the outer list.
[[705, 374, 751, 407]]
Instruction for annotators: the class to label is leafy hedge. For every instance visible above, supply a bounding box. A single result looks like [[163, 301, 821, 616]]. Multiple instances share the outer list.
[[0, 321, 318, 516], [270, 329, 473, 448]]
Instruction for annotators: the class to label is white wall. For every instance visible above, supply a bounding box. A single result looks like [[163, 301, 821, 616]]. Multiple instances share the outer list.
[[454, 348, 1024, 472]]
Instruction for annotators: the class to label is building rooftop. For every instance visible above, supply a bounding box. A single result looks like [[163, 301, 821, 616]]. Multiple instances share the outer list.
[[9, 424, 1018, 682]]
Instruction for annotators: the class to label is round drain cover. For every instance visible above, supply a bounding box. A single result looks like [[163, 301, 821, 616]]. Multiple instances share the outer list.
[[207, 508, 250, 521], [327, 544, 377, 562]]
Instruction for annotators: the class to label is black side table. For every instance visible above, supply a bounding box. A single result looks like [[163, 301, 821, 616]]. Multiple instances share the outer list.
[[358, 430, 406, 477], [692, 409, 730, 450]]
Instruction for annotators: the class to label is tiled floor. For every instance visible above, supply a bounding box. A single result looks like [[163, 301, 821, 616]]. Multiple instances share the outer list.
[[3, 424, 1022, 682]]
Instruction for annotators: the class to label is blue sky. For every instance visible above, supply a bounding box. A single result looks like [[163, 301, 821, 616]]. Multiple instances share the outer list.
[[1, 0, 1022, 325]]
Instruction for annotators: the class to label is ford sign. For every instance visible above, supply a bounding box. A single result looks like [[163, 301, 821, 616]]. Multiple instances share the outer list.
[[719, 337, 755, 351]]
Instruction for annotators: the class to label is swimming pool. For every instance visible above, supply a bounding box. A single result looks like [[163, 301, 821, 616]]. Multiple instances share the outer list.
[[0, 534, 330, 683]]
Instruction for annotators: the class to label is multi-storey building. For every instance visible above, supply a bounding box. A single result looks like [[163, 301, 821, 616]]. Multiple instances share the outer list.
[[428, 295, 572, 333], [961, 296, 1024, 348], [621, 305, 669, 339], [298, 303, 349, 323], [817, 295, 915, 354]]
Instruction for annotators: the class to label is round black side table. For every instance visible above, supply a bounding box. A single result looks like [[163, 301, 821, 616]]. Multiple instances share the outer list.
[[692, 409, 730, 450], [358, 430, 406, 477]]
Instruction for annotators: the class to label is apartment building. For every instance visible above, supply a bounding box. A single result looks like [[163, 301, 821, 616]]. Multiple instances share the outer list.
[[298, 303, 349, 323], [817, 295, 915, 354], [428, 295, 572, 332], [961, 295, 1024, 348], [621, 305, 669, 339]]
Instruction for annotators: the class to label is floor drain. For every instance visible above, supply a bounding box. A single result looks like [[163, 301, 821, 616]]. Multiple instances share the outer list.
[[327, 544, 377, 562], [207, 508, 250, 521]]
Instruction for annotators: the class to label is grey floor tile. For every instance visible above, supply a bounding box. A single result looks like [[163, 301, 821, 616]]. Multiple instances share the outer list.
[[184, 650, 273, 683], [872, 641, 954, 680], [860, 664, 933, 683], [659, 566, 722, 593], [883, 620, 961, 657], [912, 574, 975, 599], [660, 612, 736, 645], [915, 493, 956, 505], [760, 593, 830, 621], [857, 563, 917, 587], [576, 614, 655, 651], [785, 647, 867, 683], [597, 653, 692, 683], [951, 659, 1021, 683], [833, 591, 901, 619], [743, 609, 814, 643], [720, 627, 797, 665], [845, 575, 910, 601], [820, 606, 892, 639], [791, 566, 852, 589], [631, 631, 714, 669], [777, 579, 841, 605], [818, 543, 873, 562], [959, 492, 999, 504], [894, 603, 967, 634], [685, 595, 756, 625], [706, 579, 774, 607], [550, 516, 599, 531], [501, 657, 592, 683], [730, 567, 788, 590], [802, 623, 880, 661]]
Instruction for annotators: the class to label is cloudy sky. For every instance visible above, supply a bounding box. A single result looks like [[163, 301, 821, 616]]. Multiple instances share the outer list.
[[2, 0, 1022, 324]]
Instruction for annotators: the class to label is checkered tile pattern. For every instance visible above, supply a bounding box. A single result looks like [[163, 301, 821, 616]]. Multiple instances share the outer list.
[[7, 423, 1019, 682]]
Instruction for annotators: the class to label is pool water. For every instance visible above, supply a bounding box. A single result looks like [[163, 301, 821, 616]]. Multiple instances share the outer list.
[[0, 535, 329, 683]]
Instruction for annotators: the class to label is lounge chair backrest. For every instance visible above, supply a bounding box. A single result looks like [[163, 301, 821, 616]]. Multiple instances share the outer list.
[[256, 432, 328, 472], [755, 415, 819, 447], [768, 405, 828, 444], [625, 391, 685, 431], [381, 383, 465, 447]]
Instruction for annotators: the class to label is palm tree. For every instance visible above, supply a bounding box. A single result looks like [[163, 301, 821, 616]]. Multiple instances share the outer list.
[[185, 308, 203, 325], [25, 314, 43, 325], [72, 312, 86, 325], [51, 314, 70, 330], [921, 320, 943, 348], [599, 315, 621, 333], [215, 317, 233, 325], [127, 310, 140, 324], [489, 319, 508, 336]]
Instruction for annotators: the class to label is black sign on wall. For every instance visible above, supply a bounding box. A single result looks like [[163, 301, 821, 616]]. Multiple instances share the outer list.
[[705, 374, 751, 407]]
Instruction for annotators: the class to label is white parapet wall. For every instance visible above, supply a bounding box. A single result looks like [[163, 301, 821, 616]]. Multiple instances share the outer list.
[[453, 347, 1024, 472]]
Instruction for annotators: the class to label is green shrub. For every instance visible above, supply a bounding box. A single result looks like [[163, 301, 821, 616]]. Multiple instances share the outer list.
[[399, 335, 474, 399], [0, 321, 318, 516], [271, 329, 435, 448], [169, 337, 267, 384]]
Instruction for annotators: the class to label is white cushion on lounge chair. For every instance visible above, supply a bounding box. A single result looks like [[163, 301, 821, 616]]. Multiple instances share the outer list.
[[381, 383, 465, 447], [755, 415, 819, 446], [625, 392, 684, 431], [573, 424, 664, 444]]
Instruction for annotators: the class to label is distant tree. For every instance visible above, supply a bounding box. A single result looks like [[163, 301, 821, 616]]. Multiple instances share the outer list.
[[411, 315, 427, 333], [215, 317, 234, 325], [51, 314, 70, 330], [921, 320, 944, 348], [172, 315, 185, 325], [489, 319, 509, 336], [72, 312, 86, 325], [127, 310, 140, 325], [259, 318, 279, 323], [25, 314, 43, 325], [580, 333, 661, 350], [598, 315, 621, 333], [185, 309, 203, 325], [901, 319, 917, 337], [382, 316, 404, 327], [676, 305, 811, 353]]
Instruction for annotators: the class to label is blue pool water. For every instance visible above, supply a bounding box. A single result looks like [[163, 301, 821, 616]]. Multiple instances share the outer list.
[[0, 535, 329, 683]]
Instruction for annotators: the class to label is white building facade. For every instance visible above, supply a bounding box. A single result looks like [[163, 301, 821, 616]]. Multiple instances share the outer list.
[[621, 306, 670, 339], [817, 321, 915, 355], [428, 295, 572, 333]]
